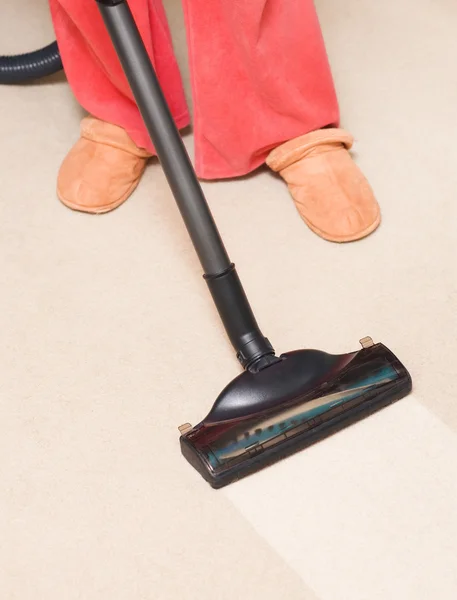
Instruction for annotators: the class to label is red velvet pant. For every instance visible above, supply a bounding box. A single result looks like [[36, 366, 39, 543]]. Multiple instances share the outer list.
[[49, 0, 339, 179]]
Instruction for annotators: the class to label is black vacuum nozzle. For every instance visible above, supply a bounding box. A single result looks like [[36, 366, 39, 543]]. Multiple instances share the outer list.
[[180, 338, 412, 488]]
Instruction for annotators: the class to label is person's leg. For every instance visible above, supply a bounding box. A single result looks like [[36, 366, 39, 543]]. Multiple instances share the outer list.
[[183, 0, 379, 242], [49, 0, 189, 213], [182, 0, 338, 178]]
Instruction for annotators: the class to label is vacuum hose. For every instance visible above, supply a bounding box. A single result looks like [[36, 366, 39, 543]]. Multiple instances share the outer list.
[[0, 42, 63, 84]]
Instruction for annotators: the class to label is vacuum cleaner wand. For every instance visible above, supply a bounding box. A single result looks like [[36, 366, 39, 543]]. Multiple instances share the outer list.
[[96, 0, 274, 371], [97, 0, 412, 489]]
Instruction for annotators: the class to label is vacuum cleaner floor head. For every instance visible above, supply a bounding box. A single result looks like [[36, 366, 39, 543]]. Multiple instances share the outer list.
[[180, 338, 412, 488]]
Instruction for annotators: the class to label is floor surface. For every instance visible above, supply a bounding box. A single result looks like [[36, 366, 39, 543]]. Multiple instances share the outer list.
[[1, 1, 457, 598]]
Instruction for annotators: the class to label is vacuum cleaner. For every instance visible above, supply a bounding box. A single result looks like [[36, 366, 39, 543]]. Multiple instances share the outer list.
[[8, 0, 413, 489], [93, 0, 412, 489]]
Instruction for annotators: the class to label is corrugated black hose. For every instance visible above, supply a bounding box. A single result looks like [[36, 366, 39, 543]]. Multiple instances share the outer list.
[[0, 42, 63, 84]]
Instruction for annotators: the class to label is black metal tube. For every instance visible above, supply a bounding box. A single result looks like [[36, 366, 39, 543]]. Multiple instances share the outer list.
[[96, 0, 230, 275], [96, 0, 275, 368]]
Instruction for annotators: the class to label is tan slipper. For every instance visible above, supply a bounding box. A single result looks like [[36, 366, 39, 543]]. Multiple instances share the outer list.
[[266, 128, 381, 242], [57, 116, 153, 214]]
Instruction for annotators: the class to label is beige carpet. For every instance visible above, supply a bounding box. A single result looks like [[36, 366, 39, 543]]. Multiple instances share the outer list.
[[1, 1, 457, 599]]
